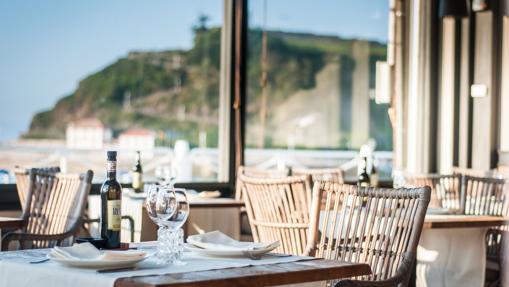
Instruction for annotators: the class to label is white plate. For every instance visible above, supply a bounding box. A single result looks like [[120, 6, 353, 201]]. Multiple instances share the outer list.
[[185, 243, 278, 258], [47, 253, 149, 268]]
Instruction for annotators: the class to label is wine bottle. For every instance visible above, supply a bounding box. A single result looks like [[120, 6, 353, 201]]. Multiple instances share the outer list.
[[101, 151, 122, 248], [357, 157, 371, 187], [132, 151, 143, 193], [370, 156, 379, 187]]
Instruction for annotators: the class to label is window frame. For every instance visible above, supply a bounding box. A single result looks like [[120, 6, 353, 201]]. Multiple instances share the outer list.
[[0, 0, 246, 209]]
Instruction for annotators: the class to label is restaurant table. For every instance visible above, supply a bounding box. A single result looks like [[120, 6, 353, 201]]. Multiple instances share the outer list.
[[416, 214, 509, 287], [0, 217, 24, 230], [140, 196, 245, 241], [88, 190, 245, 242], [0, 242, 371, 287], [0, 217, 24, 248]]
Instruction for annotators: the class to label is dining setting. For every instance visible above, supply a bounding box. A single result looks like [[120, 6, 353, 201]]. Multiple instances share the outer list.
[[2, 152, 508, 287], [0, 159, 376, 287]]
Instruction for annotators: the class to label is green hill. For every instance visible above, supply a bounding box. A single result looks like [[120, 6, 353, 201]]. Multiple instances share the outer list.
[[26, 28, 390, 150]]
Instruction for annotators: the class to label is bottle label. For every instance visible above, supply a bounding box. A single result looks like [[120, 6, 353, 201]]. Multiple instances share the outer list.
[[359, 182, 370, 187], [107, 161, 117, 173], [107, 200, 121, 231], [132, 172, 143, 189]]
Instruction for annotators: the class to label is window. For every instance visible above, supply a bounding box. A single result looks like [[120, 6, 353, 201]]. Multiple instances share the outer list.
[[245, 0, 392, 180], [0, 0, 230, 184]]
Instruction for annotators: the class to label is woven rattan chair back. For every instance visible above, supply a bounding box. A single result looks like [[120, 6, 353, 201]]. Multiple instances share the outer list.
[[403, 173, 461, 210], [235, 166, 290, 200], [461, 175, 509, 216], [306, 182, 430, 286], [14, 167, 60, 211], [292, 167, 344, 183], [239, 174, 312, 255], [4, 169, 93, 249], [452, 166, 501, 178]]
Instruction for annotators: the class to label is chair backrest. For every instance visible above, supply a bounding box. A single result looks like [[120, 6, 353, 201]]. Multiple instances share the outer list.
[[292, 167, 344, 183], [404, 173, 461, 209], [21, 169, 93, 248], [461, 175, 509, 216], [14, 167, 60, 210], [239, 174, 312, 255], [235, 166, 290, 200], [307, 182, 430, 283], [452, 166, 500, 178]]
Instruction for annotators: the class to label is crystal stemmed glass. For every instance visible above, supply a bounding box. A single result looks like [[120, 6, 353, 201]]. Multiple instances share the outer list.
[[146, 184, 176, 264], [159, 188, 189, 265]]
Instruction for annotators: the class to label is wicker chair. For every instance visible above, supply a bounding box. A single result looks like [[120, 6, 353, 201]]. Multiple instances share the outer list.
[[14, 167, 60, 210], [2, 169, 93, 250], [239, 174, 312, 255], [235, 166, 291, 241], [306, 182, 430, 287], [461, 175, 509, 285], [403, 173, 461, 210], [292, 167, 344, 183], [461, 175, 508, 216], [452, 166, 501, 178]]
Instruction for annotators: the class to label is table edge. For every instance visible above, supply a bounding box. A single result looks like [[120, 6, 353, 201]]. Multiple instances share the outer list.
[[114, 259, 371, 287]]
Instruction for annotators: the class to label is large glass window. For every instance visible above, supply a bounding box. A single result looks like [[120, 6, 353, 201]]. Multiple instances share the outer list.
[[245, 0, 392, 180], [0, 0, 227, 183]]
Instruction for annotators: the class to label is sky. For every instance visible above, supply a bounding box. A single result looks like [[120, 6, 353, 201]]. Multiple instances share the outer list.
[[0, 0, 388, 140]]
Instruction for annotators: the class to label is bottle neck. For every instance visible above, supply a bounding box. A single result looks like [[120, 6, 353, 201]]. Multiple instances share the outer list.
[[360, 158, 368, 173], [107, 160, 117, 180]]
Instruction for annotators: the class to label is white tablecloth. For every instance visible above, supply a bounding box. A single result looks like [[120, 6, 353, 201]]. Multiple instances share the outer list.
[[0, 249, 312, 287], [417, 227, 487, 287]]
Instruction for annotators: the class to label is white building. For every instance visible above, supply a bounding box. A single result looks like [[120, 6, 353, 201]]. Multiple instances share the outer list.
[[66, 118, 111, 150], [118, 128, 156, 151]]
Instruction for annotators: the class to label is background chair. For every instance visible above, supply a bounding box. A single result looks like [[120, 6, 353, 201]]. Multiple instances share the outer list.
[[292, 167, 344, 183], [14, 167, 60, 210], [235, 165, 290, 200], [461, 175, 508, 216], [306, 182, 430, 287], [235, 166, 291, 241], [403, 173, 461, 210], [240, 174, 312, 255], [461, 175, 509, 286], [2, 169, 93, 250]]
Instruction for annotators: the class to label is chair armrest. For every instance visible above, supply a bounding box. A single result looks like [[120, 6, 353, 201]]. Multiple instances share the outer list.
[[1, 230, 77, 251], [334, 252, 415, 287]]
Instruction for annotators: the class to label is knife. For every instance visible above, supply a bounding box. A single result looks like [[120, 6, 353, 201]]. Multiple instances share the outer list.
[[97, 266, 138, 273]]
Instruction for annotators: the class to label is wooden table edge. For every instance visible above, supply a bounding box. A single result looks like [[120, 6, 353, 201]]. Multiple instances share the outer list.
[[0, 217, 24, 229], [114, 259, 371, 287], [188, 201, 245, 209], [423, 216, 509, 229]]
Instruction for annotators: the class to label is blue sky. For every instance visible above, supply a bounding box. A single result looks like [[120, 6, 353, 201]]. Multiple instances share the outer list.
[[0, 0, 388, 140]]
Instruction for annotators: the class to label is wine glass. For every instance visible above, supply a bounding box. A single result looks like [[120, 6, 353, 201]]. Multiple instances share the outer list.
[[164, 188, 189, 230], [146, 184, 176, 264], [158, 187, 189, 265]]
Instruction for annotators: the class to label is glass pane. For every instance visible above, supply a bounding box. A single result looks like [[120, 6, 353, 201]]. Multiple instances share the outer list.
[[246, 0, 392, 180], [0, 0, 224, 183]]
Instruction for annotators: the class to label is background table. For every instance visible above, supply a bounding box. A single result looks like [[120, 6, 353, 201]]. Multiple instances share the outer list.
[[0, 217, 24, 249], [417, 215, 509, 287], [0, 217, 24, 230], [88, 191, 245, 242]]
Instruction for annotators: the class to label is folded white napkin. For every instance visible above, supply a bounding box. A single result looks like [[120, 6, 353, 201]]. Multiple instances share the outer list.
[[50, 242, 146, 261], [187, 231, 279, 251]]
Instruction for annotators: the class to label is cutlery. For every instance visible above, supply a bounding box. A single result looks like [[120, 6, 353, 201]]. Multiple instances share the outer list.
[[97, 266, 138, 273], [29, 258, 50, 264]]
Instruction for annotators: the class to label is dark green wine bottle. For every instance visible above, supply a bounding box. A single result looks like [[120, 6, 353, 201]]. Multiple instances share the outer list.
[[101, 151, 122, 248], [132, 151, 143, 193], [357, 156, 371, 187]]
